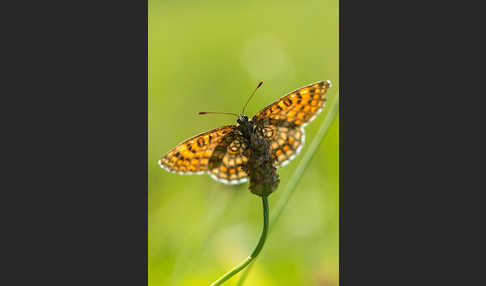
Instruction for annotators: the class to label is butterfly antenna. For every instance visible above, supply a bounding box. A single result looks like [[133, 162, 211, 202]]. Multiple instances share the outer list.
[[241, 81, 263, 115], [197, 111, 238, 117]]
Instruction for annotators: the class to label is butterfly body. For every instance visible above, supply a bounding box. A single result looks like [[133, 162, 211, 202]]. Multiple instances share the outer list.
[[236, 115, 280, 196], [159, 80, 332, 196]]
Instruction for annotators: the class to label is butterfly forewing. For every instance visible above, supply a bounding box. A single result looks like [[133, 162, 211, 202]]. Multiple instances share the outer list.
[[252, 80, 331, 126], [159, 125, 238, 174]]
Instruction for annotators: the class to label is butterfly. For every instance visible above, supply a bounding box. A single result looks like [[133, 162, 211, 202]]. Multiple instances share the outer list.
[[158, 80, 332, 196]]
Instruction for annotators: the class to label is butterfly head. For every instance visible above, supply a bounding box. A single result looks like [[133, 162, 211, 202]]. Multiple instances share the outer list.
[[237, 115, 249, 125], [237, 114, 254, 137]]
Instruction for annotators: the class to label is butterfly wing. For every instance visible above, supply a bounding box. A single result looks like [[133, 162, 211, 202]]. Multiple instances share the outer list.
[[159, 125, 250, 185], [158, 125, 238, 174], [252, 80, 331, 167], [252, 80, 331, 126]]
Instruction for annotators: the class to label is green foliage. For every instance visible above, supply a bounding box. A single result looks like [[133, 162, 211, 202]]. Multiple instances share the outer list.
[[149, 0, 339, 285]]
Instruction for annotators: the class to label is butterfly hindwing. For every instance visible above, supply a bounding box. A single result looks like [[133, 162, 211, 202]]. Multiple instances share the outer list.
[[256, 120, 305, 168], [159, 125, 238, 174], [208, 131, 249, 185]]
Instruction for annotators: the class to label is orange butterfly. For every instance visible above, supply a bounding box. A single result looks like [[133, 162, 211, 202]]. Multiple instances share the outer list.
[[159, 80, 332, 195]]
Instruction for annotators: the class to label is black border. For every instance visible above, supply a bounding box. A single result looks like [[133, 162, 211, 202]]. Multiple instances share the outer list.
[[8, 1, 149, 284], [339, 1, 478, 284]]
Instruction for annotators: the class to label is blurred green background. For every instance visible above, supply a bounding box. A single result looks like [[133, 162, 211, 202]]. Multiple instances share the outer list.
[[149, 0, 339, 285]]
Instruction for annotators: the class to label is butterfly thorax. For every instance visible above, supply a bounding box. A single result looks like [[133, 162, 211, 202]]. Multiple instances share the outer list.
[[237, 115, 280, 197]]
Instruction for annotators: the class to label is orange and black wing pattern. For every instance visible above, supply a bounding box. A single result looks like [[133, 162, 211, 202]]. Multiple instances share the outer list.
[[252, 80, 331, 127], [158, 125, 237, 175], [253, 80, 331, 167]]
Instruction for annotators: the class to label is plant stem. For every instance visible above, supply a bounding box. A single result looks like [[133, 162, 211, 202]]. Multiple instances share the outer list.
[[209, 195, 270, 286]]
